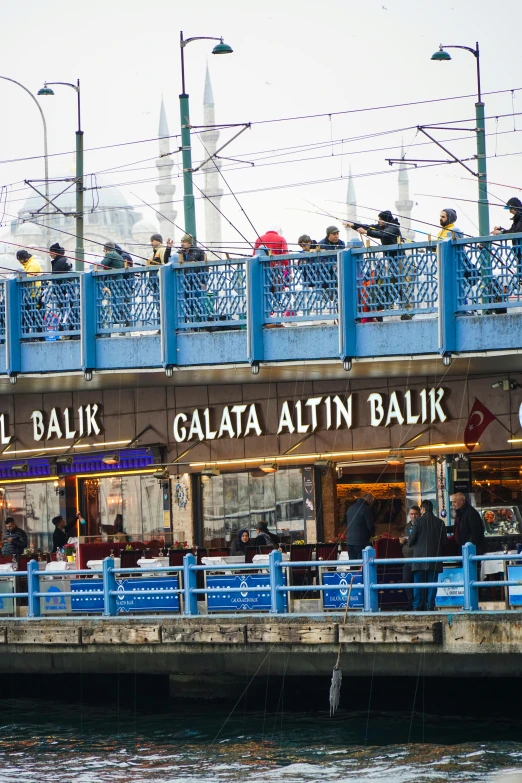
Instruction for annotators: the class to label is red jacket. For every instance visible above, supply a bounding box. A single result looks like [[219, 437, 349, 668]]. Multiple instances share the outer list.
[[254, 230, 288, 256]]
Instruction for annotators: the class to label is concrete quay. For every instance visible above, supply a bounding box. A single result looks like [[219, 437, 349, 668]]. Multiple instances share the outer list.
[[2, 612, 522, 683]]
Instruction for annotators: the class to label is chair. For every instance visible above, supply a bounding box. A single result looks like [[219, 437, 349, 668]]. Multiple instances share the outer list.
[[289, 544, 314, 591], [315, 543, 339, 563], [120, 549, 143, 569], [207, 548, 230, 558], [258, 545, 273, 555], [375, 537, 409, 610], [169, 549, 192, 567], [144, 539, 164, 556], [244, 546, 257, 564]]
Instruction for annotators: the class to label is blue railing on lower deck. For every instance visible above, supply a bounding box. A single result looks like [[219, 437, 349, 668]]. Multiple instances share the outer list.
[[95, 268, 160, 334], [20, 273, 81, 339], [7, 542, 522, 618], [174, 259, 247, 330]]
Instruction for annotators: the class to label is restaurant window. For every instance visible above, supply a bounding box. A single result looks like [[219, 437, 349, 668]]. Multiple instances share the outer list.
[[0, 482, 60, 551], [201, 468, 305, 548], [80, 474, 165, 541]]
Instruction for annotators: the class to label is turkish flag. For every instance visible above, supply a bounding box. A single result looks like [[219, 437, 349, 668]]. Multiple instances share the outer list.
[[464, 398, 496, 451]]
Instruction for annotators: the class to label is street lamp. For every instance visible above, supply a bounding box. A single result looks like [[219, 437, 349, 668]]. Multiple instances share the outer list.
[[38, 79, 84, 271], [179, 32, 233, 240], [431, 42, 489, 236], [0, 76, 50, 251]]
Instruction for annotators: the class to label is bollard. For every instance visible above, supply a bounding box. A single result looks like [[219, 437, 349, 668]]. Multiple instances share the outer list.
[[183, 553, 198, 616], [362, 546, 378, 612], [462, 542, 479, 611], [27, 559, 41, 618], [102, 557, 117, 616], [269, 549, 286, 614]]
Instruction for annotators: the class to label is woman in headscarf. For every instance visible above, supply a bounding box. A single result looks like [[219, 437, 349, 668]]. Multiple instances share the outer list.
[[230, 528, 250, 555]]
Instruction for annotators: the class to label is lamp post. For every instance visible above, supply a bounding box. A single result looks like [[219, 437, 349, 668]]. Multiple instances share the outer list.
[[179, 32, 233, 241], [0, 76, 50, 252], [38, 79, 84, 271], [431, 42, 489, 236]]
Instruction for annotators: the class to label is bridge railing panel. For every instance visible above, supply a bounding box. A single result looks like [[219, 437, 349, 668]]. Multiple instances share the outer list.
[[454, 232, 522, 312], [261, 252, 339, 324], [174, 259, 247, 330], [0, 281, 5, 342], [353, 242, 439, 320], [95, 268, 161, 335], [20, 273, 81, 340]]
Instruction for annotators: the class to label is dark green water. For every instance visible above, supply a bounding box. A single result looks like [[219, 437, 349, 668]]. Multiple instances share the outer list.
[[0, 700, 521, 783]]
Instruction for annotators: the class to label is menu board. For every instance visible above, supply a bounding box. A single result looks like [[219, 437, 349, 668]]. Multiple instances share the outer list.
[[479, 505, 522, 537]]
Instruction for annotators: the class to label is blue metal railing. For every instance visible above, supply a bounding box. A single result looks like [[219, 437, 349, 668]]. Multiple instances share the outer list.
[[173, 259, 247, 330], [5, 543, 522, 618], [95, 268, 160, 334], [20, 273, 81, 339], [454, 233, 522, 312], [0, 281, 6, 341], [261, 253, 338, 323], [353, 241, 438, 320]]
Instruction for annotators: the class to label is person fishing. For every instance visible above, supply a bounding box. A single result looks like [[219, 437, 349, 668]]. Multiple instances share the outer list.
[[344, 210, 402, 246]]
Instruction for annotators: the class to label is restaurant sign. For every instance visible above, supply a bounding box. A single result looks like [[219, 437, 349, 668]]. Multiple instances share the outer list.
[[173, 388, 447, 443]]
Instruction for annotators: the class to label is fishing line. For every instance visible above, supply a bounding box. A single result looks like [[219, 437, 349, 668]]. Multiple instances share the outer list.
[[193, 130, 258, 246]]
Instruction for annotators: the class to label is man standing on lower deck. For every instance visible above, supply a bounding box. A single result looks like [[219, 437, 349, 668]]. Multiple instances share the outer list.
[[403, 499, 446, 611], [345, 493, 375, 561]]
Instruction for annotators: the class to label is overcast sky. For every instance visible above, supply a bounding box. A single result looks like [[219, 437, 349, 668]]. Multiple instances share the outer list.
[[0, 0, 521, 252]]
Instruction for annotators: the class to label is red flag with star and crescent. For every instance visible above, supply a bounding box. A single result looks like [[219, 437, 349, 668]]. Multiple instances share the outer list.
[[464, 398, 496, 451]]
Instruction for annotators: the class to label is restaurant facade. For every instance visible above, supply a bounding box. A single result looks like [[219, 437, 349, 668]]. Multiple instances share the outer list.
[[0, 371, 521, 553]]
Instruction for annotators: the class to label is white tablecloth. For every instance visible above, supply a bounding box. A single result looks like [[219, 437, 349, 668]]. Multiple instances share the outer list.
[[87, 558, 121, 570], [137, 557, 168, 569], [252, 553, 290, 565], [481, 550, 519, 579], [201, 556, 245, 566]]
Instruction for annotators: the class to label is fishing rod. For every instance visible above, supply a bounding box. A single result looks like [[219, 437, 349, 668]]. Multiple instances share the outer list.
[[0, 237, 120, 271]]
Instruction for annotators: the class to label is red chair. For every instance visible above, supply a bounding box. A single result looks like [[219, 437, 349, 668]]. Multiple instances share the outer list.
[[258, 545, 273, 555], [375, 537, 409, 610], [245, 546, 257, 564], [290, 544, 314, 590], [316, 543, 339, 563], [120, 550, 143, 569], [207, 548, 230, 557], [169, 549, 193, 567]]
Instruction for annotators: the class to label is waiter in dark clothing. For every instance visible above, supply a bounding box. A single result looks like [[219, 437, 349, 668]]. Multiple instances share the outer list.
[[51, 514, 80, 553], [345, 493, 375, 561], [450, 492, 485, 554]]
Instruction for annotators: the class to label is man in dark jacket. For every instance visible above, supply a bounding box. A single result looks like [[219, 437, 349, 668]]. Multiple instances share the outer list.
[[48, 243, 72, 273], [402, 505, 420, 609], [450, 492, 485, 555], [2, 518, 28, 557], [51, 514, 79, 553], [345, 493, 375, 561], [403, 499, 446, 611], [345, 210, 402, 246], [178, 234, 205, 263], [492, 197, 522, 237], [318, 226, 346, 250]]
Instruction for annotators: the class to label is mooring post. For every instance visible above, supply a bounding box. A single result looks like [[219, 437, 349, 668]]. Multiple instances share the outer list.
[[462, 542, 479, 611], [362, 546, 378, 612], [102, 557, 117, 616], [26, 559, 41, 618], [183, 553, 198, 616], [269, 549, 286, 614]]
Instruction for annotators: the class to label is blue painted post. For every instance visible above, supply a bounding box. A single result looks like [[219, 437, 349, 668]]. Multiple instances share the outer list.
[[462, 542, 479, 611], [183, 553, 198, 616], [269, 549, 286, 614], [362, 546, 378, 612], [246, 251, 264, 369], [159, 262, 178, 371], [5, 277, 21, 380], [102, 557, 117, 616], [437, 239, 457, 359], [338, 248, 356, 369], [26, 559, 41, 618], [80, 270, 97, 376]]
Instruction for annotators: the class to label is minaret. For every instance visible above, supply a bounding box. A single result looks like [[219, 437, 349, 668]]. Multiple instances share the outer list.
[[395, 146, 415, 241], [155, 98, 177, 242], [345, 166, 360, 242], [201, 65, 223, 256]]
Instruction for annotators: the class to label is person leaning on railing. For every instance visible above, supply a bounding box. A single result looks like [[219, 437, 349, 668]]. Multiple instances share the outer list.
[[48, 243, 72, 273], [16, 249, 42, 276]]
